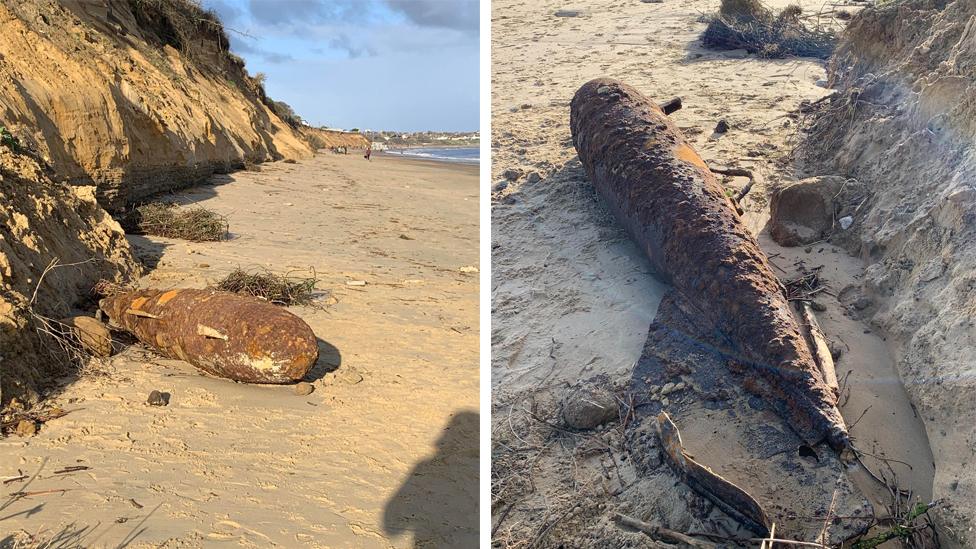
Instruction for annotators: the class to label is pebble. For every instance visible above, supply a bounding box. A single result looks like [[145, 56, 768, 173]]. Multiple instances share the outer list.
[[555, 9, 581, 17], [492, 180, 509, 193], [562, 385, 617, 430], [839, 215, 854, 230], [503, 168, 523, 181], [811, 301, 827, 312], [829, 340, 844, 360], [147, 390, 169, 406], [662, 382, 676, 394], [714, 119, 730, 134], [15, 419, 36, 437], [526, 171, 541, 184], [294, 382, 314, 396]]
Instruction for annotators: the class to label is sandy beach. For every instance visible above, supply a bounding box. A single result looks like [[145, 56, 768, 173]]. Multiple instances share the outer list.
[[0, 153, 479, 548], [491, 0, 933, 545]]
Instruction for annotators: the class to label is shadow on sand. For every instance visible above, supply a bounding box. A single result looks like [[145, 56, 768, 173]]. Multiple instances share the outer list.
[[382, 411, 479, 548]]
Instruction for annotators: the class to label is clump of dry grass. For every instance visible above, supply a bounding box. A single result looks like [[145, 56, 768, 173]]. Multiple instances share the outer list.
[[130, 0, 230, 59], [701, 0, 837, 59], [128, 202, 229, 242], [214, 268, 319, 306]]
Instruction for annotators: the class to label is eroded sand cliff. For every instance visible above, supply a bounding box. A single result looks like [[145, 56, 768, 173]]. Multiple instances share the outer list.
[[0, 146, 138, 406], [796, 1, 976, 544], [0, 0, 311, 211]]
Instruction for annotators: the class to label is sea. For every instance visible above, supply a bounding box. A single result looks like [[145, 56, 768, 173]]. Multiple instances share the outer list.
[[384, 147, 479, 164]]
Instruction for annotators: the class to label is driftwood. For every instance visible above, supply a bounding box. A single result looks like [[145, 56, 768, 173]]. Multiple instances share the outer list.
[[655, 412, 771, 536], [100, 289, 318, 383], [797, 301, 839, 397], [613, 513, 717, 548], [570, 78, 848, 451], [710, 167, 761, 205]]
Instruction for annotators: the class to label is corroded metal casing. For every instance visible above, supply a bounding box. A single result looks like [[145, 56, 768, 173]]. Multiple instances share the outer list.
[[570, 78, 848, 450], [100, 289, 318, 383]]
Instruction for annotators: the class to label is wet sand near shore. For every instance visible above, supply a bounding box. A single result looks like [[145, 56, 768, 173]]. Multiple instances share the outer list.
[[491, 0, 933, 542], [0, 153, 479, 548]]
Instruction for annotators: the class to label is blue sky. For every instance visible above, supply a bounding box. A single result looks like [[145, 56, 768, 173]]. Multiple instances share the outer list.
[[202, 0, 479, 132]]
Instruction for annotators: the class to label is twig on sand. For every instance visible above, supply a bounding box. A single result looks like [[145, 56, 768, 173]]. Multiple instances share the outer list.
[[8, 488, 71, 498], [752, 537, 830, 548], [613, 513, 718, 548], [53, 466, 90, 475], [848, 404, 872, 431], [710, 166, 763, 205], [529, 507, 574, 548], [492, 500, 517, 537]]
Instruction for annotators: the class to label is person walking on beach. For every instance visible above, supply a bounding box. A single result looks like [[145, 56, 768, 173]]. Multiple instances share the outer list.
[[364, 146, 372, 161]]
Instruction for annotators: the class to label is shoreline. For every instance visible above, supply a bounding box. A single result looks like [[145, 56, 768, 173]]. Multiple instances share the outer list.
[[377, 149, 480, 168]]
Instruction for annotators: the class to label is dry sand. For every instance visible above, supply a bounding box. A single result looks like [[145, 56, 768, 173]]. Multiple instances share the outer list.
[[491, 0, 933, 544], [0, 154, 479, 548]]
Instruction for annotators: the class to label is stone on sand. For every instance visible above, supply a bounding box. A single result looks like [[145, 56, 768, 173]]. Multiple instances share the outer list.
[[769, 176, 846, 246], [60, 315, 113, 357], [147, 390, 169, 406], [561, 385, 618, 430], [15, 419, 36, 437], [294, 382, 314, 396]]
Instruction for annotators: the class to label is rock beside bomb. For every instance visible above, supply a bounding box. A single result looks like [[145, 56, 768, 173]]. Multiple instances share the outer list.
[[561, 385, 618, 430]]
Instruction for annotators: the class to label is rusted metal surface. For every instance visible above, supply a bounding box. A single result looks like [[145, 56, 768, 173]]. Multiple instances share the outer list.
[[656, 412, 771, 536], [570, 78, 849, 450], [100, 289, 318, 383]]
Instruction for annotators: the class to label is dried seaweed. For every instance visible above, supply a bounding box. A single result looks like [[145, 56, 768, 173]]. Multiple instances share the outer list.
[[213, 268, 319, 306], [701, 1, 837, 59], [126, 202, 229, 242]]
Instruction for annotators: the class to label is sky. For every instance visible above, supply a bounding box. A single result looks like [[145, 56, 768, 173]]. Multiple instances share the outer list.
[[201, 0, 479, 132]]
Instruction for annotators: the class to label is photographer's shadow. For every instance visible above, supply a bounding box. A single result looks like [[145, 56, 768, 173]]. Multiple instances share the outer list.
[[382, 411, 479, 548]]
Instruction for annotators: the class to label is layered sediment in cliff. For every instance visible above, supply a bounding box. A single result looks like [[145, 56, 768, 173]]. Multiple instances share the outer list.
[[0, 0, 312, 212], [0, 146, 139, 406], [795, 1, 976, 544], [303, 128, 371, 150]]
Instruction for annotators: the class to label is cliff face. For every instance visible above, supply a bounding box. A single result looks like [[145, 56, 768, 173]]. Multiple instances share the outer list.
[[0, 0, 312, 212], [795, 1, 976, 544], [0, 146, 139, 406], [303, 128, 371, 150]]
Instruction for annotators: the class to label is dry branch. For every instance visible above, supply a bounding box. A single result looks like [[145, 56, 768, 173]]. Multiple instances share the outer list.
[[614, 513, 718, 548]]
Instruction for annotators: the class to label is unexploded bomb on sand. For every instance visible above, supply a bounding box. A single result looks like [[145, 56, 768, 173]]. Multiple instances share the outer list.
[[100, 289, 319, 383], [570, 78, 849, 451]]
